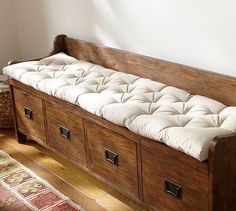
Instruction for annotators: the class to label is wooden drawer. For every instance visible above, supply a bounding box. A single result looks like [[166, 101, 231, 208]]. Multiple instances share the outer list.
[[46, 102, 86, 166], [14, 88, 46, 143], [142, 145, 208, 211], [86, 121, 139, 198]]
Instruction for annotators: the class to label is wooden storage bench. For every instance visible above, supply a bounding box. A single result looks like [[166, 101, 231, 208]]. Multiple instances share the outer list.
[[5, 35, 236, 211]]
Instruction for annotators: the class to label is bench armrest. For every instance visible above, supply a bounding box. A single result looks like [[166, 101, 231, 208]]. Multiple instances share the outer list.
[[209, 133, 236, 210]]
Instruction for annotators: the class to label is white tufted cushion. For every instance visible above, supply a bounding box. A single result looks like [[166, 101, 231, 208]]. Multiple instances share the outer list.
[[3, 53, 236, 161]]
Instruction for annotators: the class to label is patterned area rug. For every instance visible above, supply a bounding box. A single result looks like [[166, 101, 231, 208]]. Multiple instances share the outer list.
[[0, 150, 85, 211]]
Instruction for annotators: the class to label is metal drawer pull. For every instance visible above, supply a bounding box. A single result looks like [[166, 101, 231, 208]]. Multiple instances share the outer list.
[[24, 107, 33, 119], [59, 126, 70, 139], [104, 148, 118, 166], [164, 179, 182, 199]]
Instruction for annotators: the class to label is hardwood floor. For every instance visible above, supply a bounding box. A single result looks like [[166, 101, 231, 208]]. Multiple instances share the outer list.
[[0, 129, 148, 211]]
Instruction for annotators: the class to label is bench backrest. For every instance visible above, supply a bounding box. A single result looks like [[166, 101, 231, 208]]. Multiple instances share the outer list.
[[53, 34, 236, 106]]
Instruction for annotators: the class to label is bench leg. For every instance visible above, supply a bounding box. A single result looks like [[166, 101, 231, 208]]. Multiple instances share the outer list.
[[16, 130, 27, 143]]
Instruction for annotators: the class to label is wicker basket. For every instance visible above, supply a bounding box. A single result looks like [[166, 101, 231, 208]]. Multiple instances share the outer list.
[[0, 76, 13, 129]]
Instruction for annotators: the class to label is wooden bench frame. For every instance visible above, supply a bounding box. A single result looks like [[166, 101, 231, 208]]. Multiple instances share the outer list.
[[8, 34, 236, 210]]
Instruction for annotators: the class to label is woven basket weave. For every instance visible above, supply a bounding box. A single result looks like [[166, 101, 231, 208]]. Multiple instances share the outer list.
[[0, 90, 13, 128], [0, 75, 13, 128]]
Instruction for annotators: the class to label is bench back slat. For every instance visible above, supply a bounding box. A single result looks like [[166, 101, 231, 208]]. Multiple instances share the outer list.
[[63, 36, 236, 106]]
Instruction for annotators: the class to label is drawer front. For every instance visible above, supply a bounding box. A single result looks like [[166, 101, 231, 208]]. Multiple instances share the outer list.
[[46, 102, 86, 166], [87, 121, 139, 198], [14, 88, 46, 142], [142, 145, 208, 211]]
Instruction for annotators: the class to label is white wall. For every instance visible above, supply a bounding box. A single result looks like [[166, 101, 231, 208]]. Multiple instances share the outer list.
[[0, 0, 19, 73], [13, 0, 236, 76]]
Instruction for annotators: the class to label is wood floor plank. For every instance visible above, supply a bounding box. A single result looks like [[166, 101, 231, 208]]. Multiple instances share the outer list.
[[96, 194, 134, 211], [95, 190, 149, 211], [0, 144, 105, 211]]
